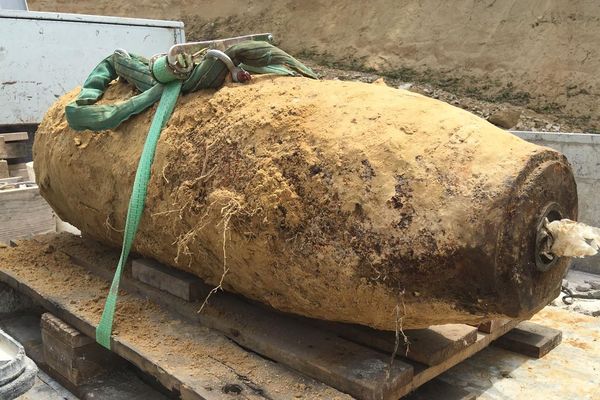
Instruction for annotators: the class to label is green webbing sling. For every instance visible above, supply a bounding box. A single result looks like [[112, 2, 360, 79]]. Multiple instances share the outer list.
[[66, 41, 317, 131], [65, 41, 317, 349], [96, 81, 181, 348]]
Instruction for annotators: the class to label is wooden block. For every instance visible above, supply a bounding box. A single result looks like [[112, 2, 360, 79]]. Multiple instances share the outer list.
[[41, 313, 112, 386], [477, 319, 511, 333], [493, 321, 562, 358], [26, 161, 35, 182], [0, 160, 8, 179], [395, 319, 520, 398], [128, 259, 415, 400], [41, 313, 95, 348], [132, 258, 203, 302], [406, 325, 478, 365], [404, 378, 475, 400], [0, 132, 29, 142], [0, 137, 31, 159], [0, 186, 55, 245], [318, 322, 477, 366]]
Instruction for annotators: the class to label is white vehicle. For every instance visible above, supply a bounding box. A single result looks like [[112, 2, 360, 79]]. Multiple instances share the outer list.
[[0, 8, 184, 134]]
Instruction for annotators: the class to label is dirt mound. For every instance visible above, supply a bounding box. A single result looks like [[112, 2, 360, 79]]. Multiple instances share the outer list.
[[29, 0, 600, 132], [34, 76, 576, 329]]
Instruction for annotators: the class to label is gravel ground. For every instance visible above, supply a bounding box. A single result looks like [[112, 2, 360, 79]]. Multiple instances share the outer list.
[[551, 269, 600, 317]]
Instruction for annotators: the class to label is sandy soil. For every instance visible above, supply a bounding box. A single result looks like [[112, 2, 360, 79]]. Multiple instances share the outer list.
[[28, 0, 600, 133]]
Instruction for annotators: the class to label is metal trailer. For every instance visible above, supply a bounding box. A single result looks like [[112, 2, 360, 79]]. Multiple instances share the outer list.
[[0, 0, 28, 11], [0, 10, 185, 132]]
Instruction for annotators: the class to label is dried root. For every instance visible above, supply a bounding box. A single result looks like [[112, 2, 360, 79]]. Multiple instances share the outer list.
[[105, 213, 124, 234], [388, 291, 409, 379], [197, 191, 244, 313]]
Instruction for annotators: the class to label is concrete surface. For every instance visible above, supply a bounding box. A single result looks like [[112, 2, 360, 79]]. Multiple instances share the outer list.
[[17, 370, 77, 400], [512, 131, 600, 274], [553, 269, 600, 317], [438, 306, 600, 400]]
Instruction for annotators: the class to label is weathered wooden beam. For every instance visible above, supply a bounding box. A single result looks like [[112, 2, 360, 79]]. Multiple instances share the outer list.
[[41, 313, 112, 386], [319, 322, 478, 366], [476, 319, 511, 334], [0, 132, 29, 142], [132, 258, 203, 302], [0, 160, 8, 179], [395, 319, 521, 398], [492, 321, 562, 358]]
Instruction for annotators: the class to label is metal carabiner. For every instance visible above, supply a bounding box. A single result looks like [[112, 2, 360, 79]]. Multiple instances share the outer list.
[[205, 49, 251, 83]]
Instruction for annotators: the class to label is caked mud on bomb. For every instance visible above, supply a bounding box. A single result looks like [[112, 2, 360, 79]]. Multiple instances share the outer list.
[[34, 76, 577, 329]]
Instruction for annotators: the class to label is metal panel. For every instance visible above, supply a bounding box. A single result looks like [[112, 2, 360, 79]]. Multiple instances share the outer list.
[[0, 9, 184, 28], [0, 0, 28, 10], [0, 11, 184, 125]]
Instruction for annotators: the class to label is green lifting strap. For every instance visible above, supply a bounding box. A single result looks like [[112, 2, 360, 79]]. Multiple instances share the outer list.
[[66, 40, 317, 350], [65, 54, 165, 132], [95, 80, 182, 349], [66, 41, 317, 132]]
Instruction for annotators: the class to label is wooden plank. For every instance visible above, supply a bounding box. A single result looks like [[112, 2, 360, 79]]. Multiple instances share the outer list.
[[318, 321, 478, 366], [0, 160, 8, 179], [396, 318, 521, 398], [66, 240, 414, 400], [0, 132, 29, 142], [0, 176, 22, 184], [404, 378, 475, 400], [492, 321, 562, 358], [0, 186, 55, 245], [0, 236, 355, 400], [0, 137, 31, 159], [132, 258, 203, 302]]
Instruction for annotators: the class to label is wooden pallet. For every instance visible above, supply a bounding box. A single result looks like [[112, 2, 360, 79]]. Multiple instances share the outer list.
[[0, 185, 55, 245], [0, 234, 562, 400]]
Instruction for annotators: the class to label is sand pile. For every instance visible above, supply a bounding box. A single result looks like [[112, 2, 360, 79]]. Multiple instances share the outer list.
[[34, 76, 576, 329]]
